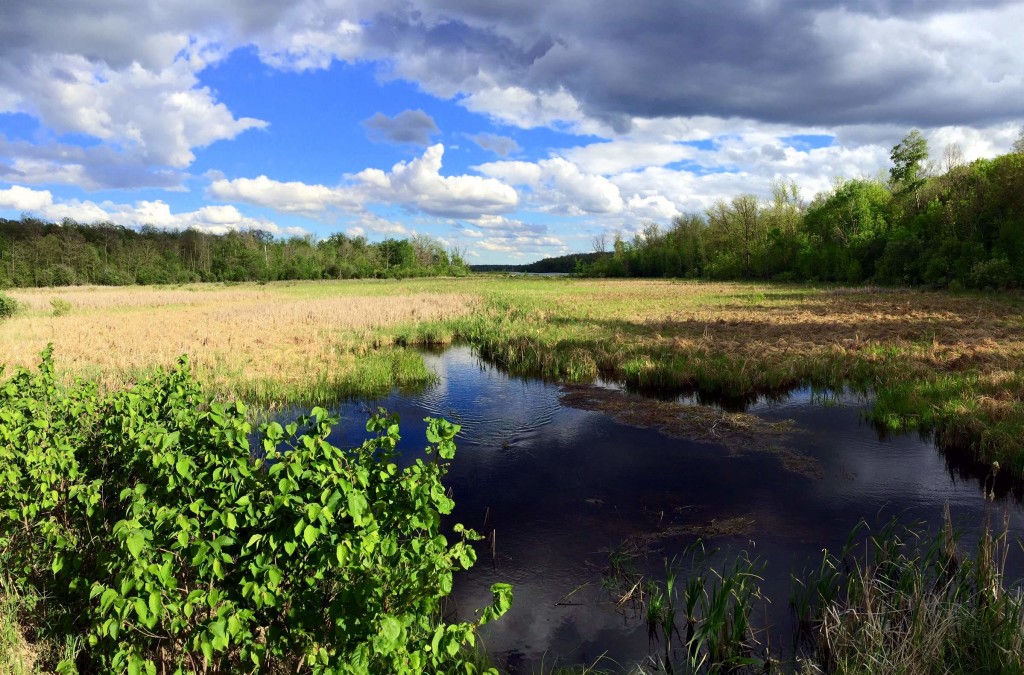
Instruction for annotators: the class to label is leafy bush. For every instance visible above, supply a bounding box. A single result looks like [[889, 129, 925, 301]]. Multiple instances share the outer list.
[[0, 292, 17, 319], [50, 298, 72, 317], [968, 257, 1016, 290], [0, 348, 510, 673]]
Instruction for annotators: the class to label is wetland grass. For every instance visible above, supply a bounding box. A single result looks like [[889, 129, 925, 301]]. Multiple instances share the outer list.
[[5, 276, 1024, 472], [793, 509, 1024, 674], [437, 278, 1024, 476], [1, 280, 474, 405]]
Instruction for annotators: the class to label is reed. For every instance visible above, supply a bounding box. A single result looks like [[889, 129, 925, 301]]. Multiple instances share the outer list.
[[795, 509, 1024, 674]]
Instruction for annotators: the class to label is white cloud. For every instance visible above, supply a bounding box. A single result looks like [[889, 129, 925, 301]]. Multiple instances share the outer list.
[[476, 156, 624, 214], [355, 144, 519, 218], [0, 185, 55, 212], [559, 140, 696, 175], [208, 175, 359, 214], [460, 84, 591, 131], [258, 19, 364, 71], [209, 144, 519, 222], [0, 53, 266, 170], [0, 184, 303, 236]]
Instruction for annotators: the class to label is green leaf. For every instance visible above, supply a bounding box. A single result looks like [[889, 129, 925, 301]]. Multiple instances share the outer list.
[[303, 524, 319, 546], [126, 533, 146, 559], [347, 492, 367, 525], [335, 543, 349, 566], [134, 597, 149, 622], [175, 457, 191, 478], [376, 616, 403, 653]]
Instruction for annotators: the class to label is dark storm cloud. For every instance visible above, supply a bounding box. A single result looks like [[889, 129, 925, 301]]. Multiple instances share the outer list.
[[358, 0, 1024, 129], [362, 109, 440, 145]]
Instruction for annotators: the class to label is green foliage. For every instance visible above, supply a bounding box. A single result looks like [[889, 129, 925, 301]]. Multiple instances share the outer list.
[[50, 298, 72, 317], [580, 138, 1024, 290], [0, 293, 17, 320], [0, 349, 510, 673], [0, 220, 467, 288], [889, 129, 929, 193], [640, 545, 764, 673]]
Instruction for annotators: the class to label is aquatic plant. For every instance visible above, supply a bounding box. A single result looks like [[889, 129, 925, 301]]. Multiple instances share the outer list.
[[795, 508, 1024, 674]]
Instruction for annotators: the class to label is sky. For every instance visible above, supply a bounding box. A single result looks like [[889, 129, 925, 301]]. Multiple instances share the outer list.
[[0, 1, 1022, 263]]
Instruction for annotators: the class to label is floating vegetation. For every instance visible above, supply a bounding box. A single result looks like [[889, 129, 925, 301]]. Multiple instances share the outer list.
[[559, 384, 817, 476]]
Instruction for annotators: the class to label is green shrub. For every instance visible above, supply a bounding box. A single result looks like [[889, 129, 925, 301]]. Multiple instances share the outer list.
[[0, 292, 17, 319], [968, 257, 1016, 290], [0, 348, 510, 673], [50, 298, 72, 317]]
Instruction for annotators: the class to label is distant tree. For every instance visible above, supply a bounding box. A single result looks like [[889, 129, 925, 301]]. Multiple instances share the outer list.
[[942, 142, 965, 173], [1013, 126, 1024, 154], [889, 129, 929, 193]]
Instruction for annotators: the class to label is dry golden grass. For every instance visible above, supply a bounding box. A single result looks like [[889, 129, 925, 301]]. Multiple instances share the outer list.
[[1, 282, 477, 401], [5, 277, 1024, 468], [460, 278, 1024, 384]]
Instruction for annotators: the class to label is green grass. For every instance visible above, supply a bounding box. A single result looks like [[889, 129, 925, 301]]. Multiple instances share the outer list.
[[9, 275, 1024, 473], [392, 277, 1024, 476], [794, 510, 1024, 674]]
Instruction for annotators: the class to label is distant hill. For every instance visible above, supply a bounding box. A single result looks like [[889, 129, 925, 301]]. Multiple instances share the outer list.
[[471, 251, 611, 274]]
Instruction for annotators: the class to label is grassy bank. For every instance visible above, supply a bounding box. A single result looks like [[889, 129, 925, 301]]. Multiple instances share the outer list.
[[436, 278, 1024, 474], [4, 276, 1024, 470]]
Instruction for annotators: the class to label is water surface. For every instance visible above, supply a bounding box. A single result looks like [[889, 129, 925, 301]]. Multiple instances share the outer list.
[[318, 346, 1023, 671]]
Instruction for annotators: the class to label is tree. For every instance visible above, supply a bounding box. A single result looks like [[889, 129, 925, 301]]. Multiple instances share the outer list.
[[1013, 126, 1024, 155], [889, 129, 929, 193], [942, 142, 965, 173]]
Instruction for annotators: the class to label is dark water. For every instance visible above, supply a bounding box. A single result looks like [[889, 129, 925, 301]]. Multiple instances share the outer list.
[[316, 346, 1024, 671]]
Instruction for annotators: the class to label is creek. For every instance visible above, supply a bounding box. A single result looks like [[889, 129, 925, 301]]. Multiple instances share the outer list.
[[309, 345, 1024, 671]]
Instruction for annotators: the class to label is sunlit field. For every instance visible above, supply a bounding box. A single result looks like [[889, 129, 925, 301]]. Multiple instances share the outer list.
[[1, 281, 477, 404], [4, 276, 1024, 470]]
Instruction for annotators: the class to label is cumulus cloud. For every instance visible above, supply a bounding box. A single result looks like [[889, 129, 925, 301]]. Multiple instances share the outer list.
[[362, 109, 440, 145], [2, 0, 1022, 262], [210, 143, 518, 220], [0, 184, 304, 236], [0, 185, 54, 212], [456, 215, 568, 258], [353, 144, 519, 217], [208, 175, 360, 214], [0, 52, 265, 177], [476, 156, 624, 214]]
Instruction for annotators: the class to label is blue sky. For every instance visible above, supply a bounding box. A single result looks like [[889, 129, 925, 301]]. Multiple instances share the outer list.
[[0, 1, 1021, 262]]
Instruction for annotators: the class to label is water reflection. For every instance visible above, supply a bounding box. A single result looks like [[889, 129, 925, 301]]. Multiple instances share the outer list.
[[314, 346, 1024, 672]]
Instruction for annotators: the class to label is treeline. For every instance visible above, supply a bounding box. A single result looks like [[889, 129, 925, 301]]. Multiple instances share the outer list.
[[0, 219, 468, 287], [471, 252, 610, 274], [584, 131, 1024, 289]]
